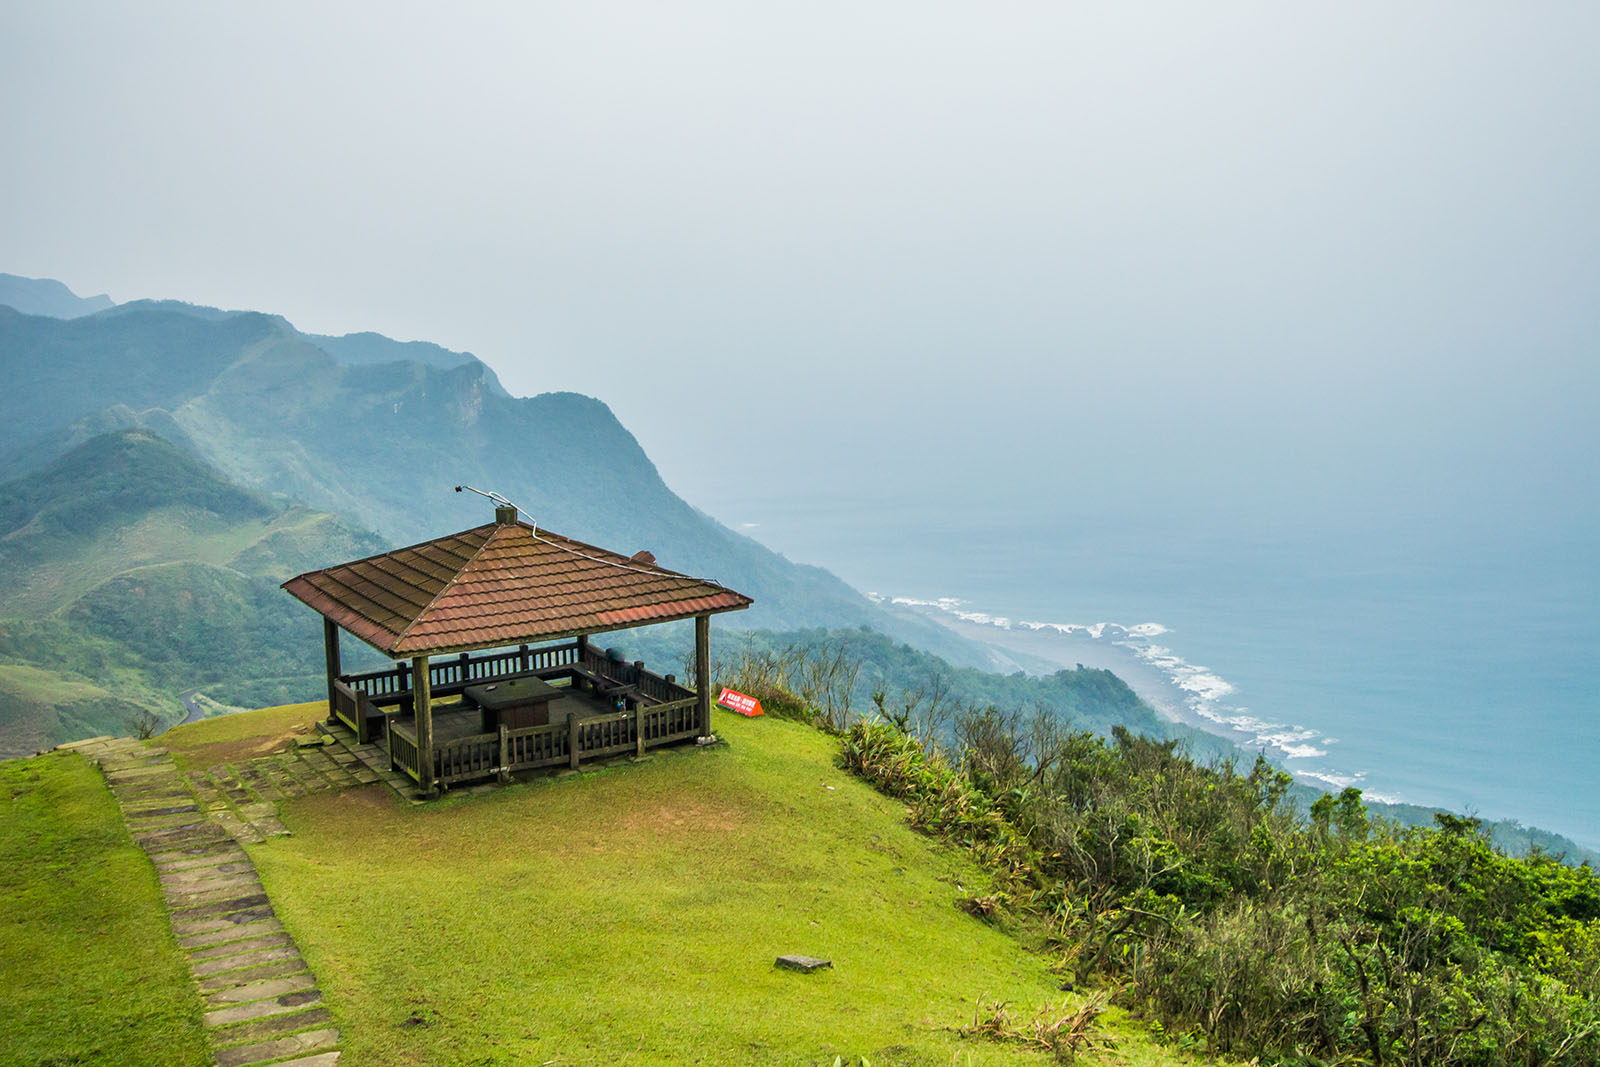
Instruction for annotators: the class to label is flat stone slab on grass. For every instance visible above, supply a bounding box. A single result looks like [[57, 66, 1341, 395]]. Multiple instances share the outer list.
[[93, 736, 344, 1064], [178, 917, 284, 950], [214, 1027, 340, 1067], [204, 989, 322, 1027], [161, 861, 258, 888], [198, 957, 309, 992], [188, 931, 293, 961], [173, 904, 277, 937], [150, 844, 249, 871], [266, 1053, 342, 1067], [206, 972, 315, 1006], [209, 1006, 334, 1049], [171, 891, 271, 920], [191, 945, 303, 977], [775, 954, 833, 973]]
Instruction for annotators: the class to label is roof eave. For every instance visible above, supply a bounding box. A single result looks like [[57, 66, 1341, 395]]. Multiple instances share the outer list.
[[390, 599, 753, 658]]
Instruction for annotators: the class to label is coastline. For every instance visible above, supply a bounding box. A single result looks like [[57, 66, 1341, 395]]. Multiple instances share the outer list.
[[889, 598, 1186, 719], [881, 593, 1379, 798]]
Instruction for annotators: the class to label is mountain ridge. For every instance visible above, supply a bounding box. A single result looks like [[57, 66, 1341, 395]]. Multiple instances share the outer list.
[[0, 298, 978, 650], [0, 273, 114, 318]]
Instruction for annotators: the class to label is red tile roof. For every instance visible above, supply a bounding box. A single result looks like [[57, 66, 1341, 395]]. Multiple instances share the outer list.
[[282, 520, 752, 656]]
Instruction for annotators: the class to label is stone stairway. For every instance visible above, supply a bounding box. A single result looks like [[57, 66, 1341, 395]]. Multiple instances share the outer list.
[[60, 736, 341, 1067]]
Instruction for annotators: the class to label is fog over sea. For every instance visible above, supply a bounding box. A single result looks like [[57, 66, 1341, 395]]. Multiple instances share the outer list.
[[717, 493, 1600, 852]]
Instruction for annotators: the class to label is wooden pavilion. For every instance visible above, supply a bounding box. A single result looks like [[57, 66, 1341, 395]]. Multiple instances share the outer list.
[[282, 503, 752, 795]]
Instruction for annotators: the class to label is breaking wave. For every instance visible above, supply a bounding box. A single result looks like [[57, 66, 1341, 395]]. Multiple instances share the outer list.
[[873, 592, 1368, 793]]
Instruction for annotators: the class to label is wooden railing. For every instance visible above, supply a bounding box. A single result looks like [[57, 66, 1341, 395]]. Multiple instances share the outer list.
[[342, 642, 582, 707], [329, 679, 374, 742], [387, 725, 420, 780], [424, 696, 701, 788], [578, 646, 695, 704]]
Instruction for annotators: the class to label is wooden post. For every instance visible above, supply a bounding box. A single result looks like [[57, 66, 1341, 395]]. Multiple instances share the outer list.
[[568, 712, 580, 770], [519, 644, 530, 673], [322, 618, 341, 724], [575, 633, 589, 666], [695, 613, 711, 739], [498, 724, 510, 784], [635, 703, 645, 757], [386, 717, 398, 772], [414, 655, 434, 796], [354, 689, 371, 744]]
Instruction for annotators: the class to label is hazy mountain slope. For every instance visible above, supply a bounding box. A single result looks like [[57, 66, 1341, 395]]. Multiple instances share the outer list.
[[0, 273, 114, 318], [306, 330, 509, 395], [0, 301, 961, 641], [0, 304, 269, 466], [0, 431, 389, 755]]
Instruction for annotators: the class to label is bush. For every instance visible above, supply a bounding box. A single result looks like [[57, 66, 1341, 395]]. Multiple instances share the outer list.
[[841, 706, 1600, 1066]]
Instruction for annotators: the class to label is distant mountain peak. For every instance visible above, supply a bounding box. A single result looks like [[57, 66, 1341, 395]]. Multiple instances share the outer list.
[[0, 273, 114, 319]]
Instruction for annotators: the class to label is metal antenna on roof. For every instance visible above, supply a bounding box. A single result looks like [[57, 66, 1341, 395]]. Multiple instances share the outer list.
[[454, 484, 536, 533], [454, 484, 728, 586]]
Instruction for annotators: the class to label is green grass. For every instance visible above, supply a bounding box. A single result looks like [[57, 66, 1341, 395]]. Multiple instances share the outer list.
[[249, 711, 1066, 1065], [161, 699, 327, 773], [0, 663, 169, 763], [244, 707, 1221, 1066], [0, 751, 210, 1066]]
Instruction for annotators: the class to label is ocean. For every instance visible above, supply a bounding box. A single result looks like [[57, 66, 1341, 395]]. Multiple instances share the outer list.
[[715, 493, 1600, 851]]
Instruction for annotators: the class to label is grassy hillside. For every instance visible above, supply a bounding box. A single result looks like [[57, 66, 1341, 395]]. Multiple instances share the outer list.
[[0, 750, 210, 1066], [0, 430, 388, 755], [197, 706, 1204, 1067]]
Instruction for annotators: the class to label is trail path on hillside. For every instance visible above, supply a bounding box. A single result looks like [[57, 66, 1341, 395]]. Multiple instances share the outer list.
[[58, 735, 353, 1067]]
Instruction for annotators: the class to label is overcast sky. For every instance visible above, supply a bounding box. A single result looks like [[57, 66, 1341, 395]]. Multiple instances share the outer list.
[[4, 2, 1596, 533]]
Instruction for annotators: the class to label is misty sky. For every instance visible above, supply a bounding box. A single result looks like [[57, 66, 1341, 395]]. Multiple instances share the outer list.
[[4, 3, 1597, 534]]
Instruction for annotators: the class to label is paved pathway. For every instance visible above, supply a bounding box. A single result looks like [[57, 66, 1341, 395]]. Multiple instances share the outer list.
[[58, 736, 344, 1067]]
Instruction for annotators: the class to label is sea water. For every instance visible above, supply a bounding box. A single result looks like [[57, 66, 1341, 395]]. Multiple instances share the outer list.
[[717, 493, 1600, 851]]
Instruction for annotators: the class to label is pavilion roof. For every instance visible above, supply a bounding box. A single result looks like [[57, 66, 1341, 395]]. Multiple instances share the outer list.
[[282, 518, 751, 657]]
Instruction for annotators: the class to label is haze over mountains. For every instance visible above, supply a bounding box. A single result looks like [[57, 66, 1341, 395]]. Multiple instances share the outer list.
[[0, 275, 983, 754], [0, 283, 928, 629], [3, 274, 1594, 864]]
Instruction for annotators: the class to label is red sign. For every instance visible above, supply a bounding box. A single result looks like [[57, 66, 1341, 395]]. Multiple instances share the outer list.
[[716, 687, 763, 717]]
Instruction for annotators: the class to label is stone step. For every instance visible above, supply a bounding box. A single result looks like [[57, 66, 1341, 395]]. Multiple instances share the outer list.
[[191, 945, 302, 977], [173, 905, 277, 938], [208, 1006, 334, 1049], [91, 737, 342, 1066], [162, 860, 258, 888], [205, 972, 316, 1008], [55, 735, 116, 749], [197, 958, 308, 993], [172, 892, 273, 922], [213, 1027, 339, 1067], [165, 878, 266, 909], [204, 989, 321, 1028], [179, 917, 285, 950], [262, 1052, 340, 1067], [187, 932, 294, 963], [152, 845, 251, 871]]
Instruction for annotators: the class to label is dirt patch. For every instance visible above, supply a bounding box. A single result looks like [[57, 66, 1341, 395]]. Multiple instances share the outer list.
[[287, 782, 394, 823], [616, 798, 744, 837], [171, 725, 312, 770]]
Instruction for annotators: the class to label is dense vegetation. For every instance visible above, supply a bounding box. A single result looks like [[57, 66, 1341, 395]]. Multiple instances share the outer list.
[[695, 628, 1599, 866], [838, 710, 1600, 1065]]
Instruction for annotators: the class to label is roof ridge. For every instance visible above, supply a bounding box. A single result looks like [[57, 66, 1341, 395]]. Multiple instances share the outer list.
[[389, 523, 507, 651], [277, 522, 498, 587], [529, 525, 702, 582]]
